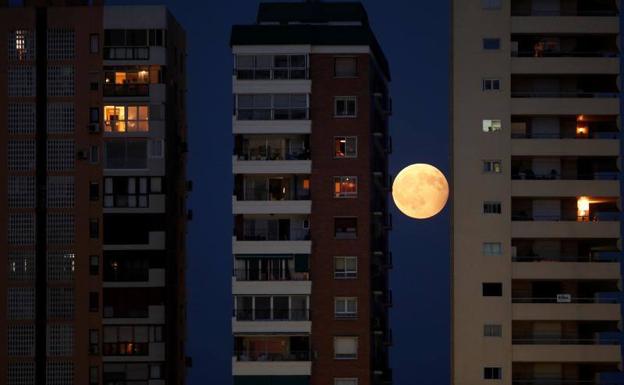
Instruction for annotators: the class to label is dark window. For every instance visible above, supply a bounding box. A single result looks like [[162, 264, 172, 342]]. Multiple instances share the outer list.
[[105, 140, 148, 169], [89, 329, 99, 355], [335, 217, 357, 239], [89, 366, 99, 385], [483, 38, 501, 50], [126, 29, 147, 46], [90, 145, 99, 164], [484, 367, 502, 379], [90, 255, 99, 275], [483, 78, 501, 91], [90, 34, 100, 53], [103, 214, 164, 245], [89, 292, 99, 312], [90, 82, 99, 91], [90, 182, 100, 201], [90, 219, 99, 239], [104, 30, 125, 46], [483, 201, 502, 214], [483, 283, 503, 297], [335, 97, 357, 117], [90, 107, 100, 123], [335, 57, 357, 77]]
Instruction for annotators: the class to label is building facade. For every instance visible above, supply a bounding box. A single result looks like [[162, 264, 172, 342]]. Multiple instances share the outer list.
[[230, 2, 392, 385], [0, 1, 188, 384], [452, 0, 623, 384]]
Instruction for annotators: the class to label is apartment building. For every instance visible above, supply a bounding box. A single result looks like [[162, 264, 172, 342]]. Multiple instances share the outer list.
[[0, 1, 188, 384], [230, 2, 392, 385], [452, 0, 623, 384]]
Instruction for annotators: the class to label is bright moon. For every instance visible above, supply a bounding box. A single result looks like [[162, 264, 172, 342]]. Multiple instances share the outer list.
[[392, 164, 449, 219]]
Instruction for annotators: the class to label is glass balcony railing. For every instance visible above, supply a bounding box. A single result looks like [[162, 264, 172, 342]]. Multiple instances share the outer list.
[[236, 108, 309, 121], [512, 337, 620, 345], [104, 83, 150, 97], [512, 297, 618, 304], [234, 350, 310, 362], [233, 268, 309, 281], [234, 308, 310, 322]]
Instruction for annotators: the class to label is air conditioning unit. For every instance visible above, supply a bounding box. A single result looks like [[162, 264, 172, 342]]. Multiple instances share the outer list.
[[88, 123, 100, 133], [556, 294, 572, 303]]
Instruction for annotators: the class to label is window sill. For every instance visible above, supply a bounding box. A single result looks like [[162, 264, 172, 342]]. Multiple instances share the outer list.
[[334, 115, 358, 119]]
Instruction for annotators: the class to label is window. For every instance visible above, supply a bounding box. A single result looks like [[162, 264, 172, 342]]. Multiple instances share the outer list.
[[483, 283, 503, 297], [8, 176, 35, 208], [46, 362, 74, 385], [8, 252, 35, 281], [335, 218, 357, 239], [103, 325, 156, 356], [90, 146, 100, 164], [47, 140, 75, 171], [48, 103, 75, 133], [8, 140, 36, 171], [335, 57, 357, 77], [90, 182, 100, 201], [47, 214, 75, 245], [8, 66, 35, 97], [48, 288, 74, 319], [237, 94, 308, 121], [483, 119, 502, 133], [8, 287, 35, 320], [335, 136, 357, 158], [89, 366, 99, 385], [335, 379, 358, 385], [483, 202, 502, 214], [47, 252, 75, 281], [47, 65, 75, 97], [105, 140, 148, 169], [90, 107, 100, 123], [335, 96, 357, 118], [483, 78, 501, 91], [334, 337, 358, 359], [8, 213, 35, 246], [47, 176, 74, 208], [481, 0, 502, 9], [484, 324, 502, 337], [90, 34, 100, 53], [48, 28, 75, 60], [484, 367, 502, 380], [104, 105, 149, 132], [8, 324, 35, 356], [483, 160, 502, 173], [8, 103, 36, 134], [149, 139, 164, 158], [235, 54, 307, 80], [335, 297, 357, 319], [89, 255, 99, 276], [335, 256, 357, 279], [8, 30, 35, 61], [47, 324, 74, 356], [89, 292, 99, 313], [8, 362, 35, 385], [334, 176, 358, 198], [104, 177, 150, 208], [483, 242, 503, 256], [483, 38, 501, 50], [89, 219, 99, 239]]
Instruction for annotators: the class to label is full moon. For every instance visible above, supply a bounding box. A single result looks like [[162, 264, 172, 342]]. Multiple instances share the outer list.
[[392, 164, 449, 219]]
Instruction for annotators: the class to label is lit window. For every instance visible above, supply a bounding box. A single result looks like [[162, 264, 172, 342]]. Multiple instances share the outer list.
[[104, 105, 149, 132], [484, 367, 502, 380], [335, 297, 358, 319], [334, 176, 358, 198], [483, 242, 502, 255], [335, 57, 357, 78], [483, 202, 502, 214], [334, 136, 357, 158], [483, 160, 502, 173], [483, 119, 502, 133], [334, 256, 357, 279], [335, 218, 357, 239], [335, 97, 357, 118], [483, 38, 501, 50], [483, 78, 501, 91], [334, 337, 358, 359]]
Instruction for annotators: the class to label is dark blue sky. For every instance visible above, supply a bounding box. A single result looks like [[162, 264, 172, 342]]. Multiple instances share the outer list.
[[108, 1, 451, 384]]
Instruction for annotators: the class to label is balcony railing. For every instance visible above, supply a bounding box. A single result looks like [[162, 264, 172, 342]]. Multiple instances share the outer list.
[[512, 337, 620, 345], [237, 148, 310, 161], [511, 91, 619, 98], [233, 268, 309, 281], [103, 342, 149, 356], [512, 297, 618, 304], [104, 47, 150, 60], [234, 350, 310, 362], [511, 10, 619, 16], [104, 270, 149, 282], [512, 132, 619, 139], [104, 83, 150, 97], [513, 380, 609, 385], [235, 68, 309, 80], [512, 213, 620, 222], [103, 307, 149, 318], [242, 228, 310, 241], [240, 189, 310, 201], [512, 172, 619, 180], [236, 108, 309, 121], [513, 50, 619, 58], [234, 308, 310, 321], [513, 255, 619, 263]]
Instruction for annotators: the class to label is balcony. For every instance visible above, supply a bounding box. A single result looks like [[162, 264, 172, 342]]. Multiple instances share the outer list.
[[103, 83, 150, 97], [233, 308, 309, 322], [233, 335, 311, 376], [233, 54, 309, 80], [103, 304, 165, 324], [103, 268, 165, 288], [512, 115, 620, 140], [511, 157, 620, 181], [513, 344, 622, 363], [513, 261, 621, 280]]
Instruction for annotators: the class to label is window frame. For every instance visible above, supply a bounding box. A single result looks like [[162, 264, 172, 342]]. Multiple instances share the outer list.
[[334, 56, 358, 78], [334, 96, 358, 118], [482, 78, 501, 91], [482, 119, 502, 133], [483, 38, 501, 50], [334, 217, 358, 240], [334, 297, 358, 319], [483, 160, 502, 174], [335, 379, 359, 385], [482, 282, 503, 297], [334, 136, 358, 159], [334, 176, 358, 199], [484, 367, 503, 380], [484, 324, 502, 337], [483, 242, 503, 256], [334, 256, 358, 279], [483, 201, 502, 214], [334, 336, 358, 360]]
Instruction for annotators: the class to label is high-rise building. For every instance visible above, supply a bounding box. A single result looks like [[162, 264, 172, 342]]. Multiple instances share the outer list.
[[230, 2, 392, 385], [452, 1, 623, 384], [0, 1, 188, 384]]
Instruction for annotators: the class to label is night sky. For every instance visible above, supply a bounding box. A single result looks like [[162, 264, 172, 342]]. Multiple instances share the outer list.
[[107, 1, 451, 384]]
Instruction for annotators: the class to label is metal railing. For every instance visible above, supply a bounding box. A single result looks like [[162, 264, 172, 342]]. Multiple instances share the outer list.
[[234, 350, 310, 362], [236, 108, 309, 121], [237, 148, 310, 161], [511, 213, 620, 222], [242, 228, 310, 241], [511, 10, 619, 16], [511, 132, 619, 139], [511, 172, 619, 180], [104, 83, 150, 97], [241, 189, 310, 201], [235, 68, 309, 80], [513, 50, 619, 58], [103, 342, 149, 356], [103, 46, 150, 60], [233, 268, 310, 281], [512, 337, 620, 345], [234, 308, 310, 321], [512, 255, 618, 263], [511, 91, 619, 98], [512, 297, 618, 304]]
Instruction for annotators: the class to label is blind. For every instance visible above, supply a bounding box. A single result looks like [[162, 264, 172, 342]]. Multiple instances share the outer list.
[[334, 337, 357, 355]]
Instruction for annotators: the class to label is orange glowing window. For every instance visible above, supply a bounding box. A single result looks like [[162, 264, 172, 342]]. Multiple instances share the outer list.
[[104, 105, 149, 133], [302, 179, 310, 189], [334, 176, 358, 198]]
